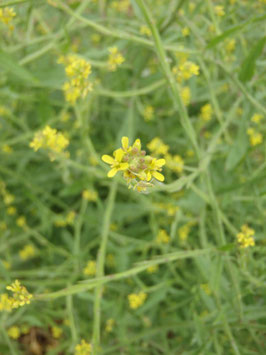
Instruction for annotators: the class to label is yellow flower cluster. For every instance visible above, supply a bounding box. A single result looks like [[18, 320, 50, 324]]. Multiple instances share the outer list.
[[0, 7, 16, 30], [147, 137, 184, 174], [178, 223, 192, 241], [140, 25, 152, 37], [128, 292, 147, 309], [54, 210, 76, 227], [156, 229, 170, 244], [111, 0, 130, 13], [181, 86, 191, 106], [225, 39, 236, 54], [146, 264, 159, 274], [214, 5, 225, 17], [155, 202, 179, 217], [251, 113, 263, 124], [200, 283, 211, 295], [247, 128, 263, 146], [82, 189, 98, 202], [181, 27, 190, 37], [58, 55, 93, 104], [200, 103, 213, 122], [0, 280, 33, 312], [83, 260, 96, 276], [30, 125, 69, 161], [16, 216, 27, 228], [102, 137, 165, 192], [19, 244, 35, 261], [172, 61, 199, 83], [105, 318, 115, 333], [51, 326, 63, 339], [108, 47, 125, 71], [236, 224, 255, 248], [75, 339, 92, 355], [143, 105, 154, 121], [7, 326, 20, 339]]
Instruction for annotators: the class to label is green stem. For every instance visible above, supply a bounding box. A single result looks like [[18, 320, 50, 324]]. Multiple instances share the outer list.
[[92, 180, 117, 353]]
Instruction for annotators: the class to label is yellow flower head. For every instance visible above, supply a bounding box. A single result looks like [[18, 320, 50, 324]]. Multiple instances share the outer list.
[[105, 318, 115, 333], [181, 86, 191, 106], [172, 61, 200, 83], [75, 339, 92, 355], [102, 137, 165, 192], [251, 113, 263, 124], [215, 5, 225, 17], [59, 55, 93, 104], [181, 27, 190, 37], [83, 260, 96, 276], [7, 326, 20, 339], [82, 189, 98, 201], [19, 244, 35, 261], [156, 229, 170, 244], [0, 7, 16, 30], [108, 47, 125, 71], [30, 125, 69, 160], [51, 326, 63, 339], [247, 128, 263, 146], [236, 224, 255, 248], [111, 0, 130, 13], [140, 25, 152, 37], [178, 223, 191, 241], [165, 154, 184, 174], [0, 293, 12, 312], [147, 137, 169, 156], [143, 105, 154, 121], [147, 264, 159, 274], [6, 280, 33, 309], [128, 292, 147, 309], [200, 103, 213, 122]]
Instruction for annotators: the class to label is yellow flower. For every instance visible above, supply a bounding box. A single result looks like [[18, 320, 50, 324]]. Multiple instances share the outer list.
[[0, 7, 16, 30], [147, 137, 169, 156], [2, 144, 13, 153], [6, 280, 33, 309], [146, 158, 166, 182], [251, 113, 263, 124], [102, 149, 128, 178], [102, 137, 166, 191], [7, 206, 16, 215], [82, 189, 98, 201], [75, 339, 92, 355], [236, 224, 255, 248], [143, 105, 154, 121], [165, 154, 184, 174], [105, 318, 115, 332], [214, 5, 225, 17], [0, 293, 12, 312], [140, 25, 151, 37], [247, 128, 263, 146], [83, 260, 96, 276], [108, 47, 125, 71], [147, 264, 159, 274], [181, 27, 190, 37], [156, 229, 170, 244], [111, 0, 130, 13], [200, 103, 213, 122], [178, 224, 190, 241], [3, 193, 15, 205], [172, 61, 199, 83], [30, 125, 69, 160], [7, 326, 20, 339], [19, 245, 35, 261], [181, 86, 191, 106], [16, 216, 27, 228], [128, 292, 147, 309], [59, 55, 93, 104], [225, 39, 236, 53], [51, 326, 63, 339]]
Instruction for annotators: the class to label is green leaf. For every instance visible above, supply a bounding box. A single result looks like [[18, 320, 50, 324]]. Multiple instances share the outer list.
[[225, 123, 248, 171], [206, 23, 246, 49], [239, 37, 266, 82], [0, 49, 38, 84]]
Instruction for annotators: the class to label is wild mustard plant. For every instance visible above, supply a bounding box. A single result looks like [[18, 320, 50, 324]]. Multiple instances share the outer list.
[[83, 261, 97, 276], [0, 7, 16, 30], [143, 105, 154, 121], [107, 47, 125, 71], [19, 244, 36, 261], [2, 280, 33, 310], [140, 25, 152, 37], [200, 103, 213, 122], [75, 339, 92, 355], [105, 319, 115, 333], [172, 61, 200, 83], [156, 229, 170, 244], [82, 189, 98, 201]]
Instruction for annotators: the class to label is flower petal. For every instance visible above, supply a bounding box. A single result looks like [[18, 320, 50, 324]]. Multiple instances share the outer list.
[[119, 162, 129, 170], [114, 148, 124, 162], [156, 159, 166, 167], [152, 171, 165, 182], [146, 171, 152, 181], [107, 168, 117, 178], [121, 136, 129, 150], [102, 155, 114, 165], [133, 138, 141, 151]]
